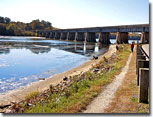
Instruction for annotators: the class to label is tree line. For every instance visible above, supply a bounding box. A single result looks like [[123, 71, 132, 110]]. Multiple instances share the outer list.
[[0, 16, 53, 36]]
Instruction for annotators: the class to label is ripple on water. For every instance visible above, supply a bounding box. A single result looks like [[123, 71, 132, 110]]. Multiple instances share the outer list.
[[0, 37, 110, 94]]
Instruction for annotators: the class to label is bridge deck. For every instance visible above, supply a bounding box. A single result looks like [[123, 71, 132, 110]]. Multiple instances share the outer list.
[[42, 24, 149, 33]]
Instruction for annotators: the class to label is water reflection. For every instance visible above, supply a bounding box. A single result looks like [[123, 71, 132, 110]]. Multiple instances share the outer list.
[[0, 47, 10, 55], [29, 45, 51, 54], [83, 42, 86, 54], [0, 39, 109, 56], [0, 37, 111, 93], [94, 43, 99, 53]]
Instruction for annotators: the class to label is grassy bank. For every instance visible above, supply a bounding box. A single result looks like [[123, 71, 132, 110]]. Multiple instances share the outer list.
[[9, 44, 131, 113]]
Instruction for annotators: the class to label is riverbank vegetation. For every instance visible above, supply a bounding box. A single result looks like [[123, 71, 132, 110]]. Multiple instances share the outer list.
[[4, 44, 131, 113], [0, 16, 55, 36]]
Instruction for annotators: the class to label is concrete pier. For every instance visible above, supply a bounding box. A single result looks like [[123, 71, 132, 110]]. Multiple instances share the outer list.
[[116, 32, 128, 44], [86, 32, 96, 42], [99, 32, 110, 44], [66, 32, 69, 40], [74, 32, 78, 41], [76, 32, 84, 41], [50, 32, 55, 38], [42, 32, 46, 37], [140, 32, 149, 44], [55, 32, 61, 39], [45, 32, 50, 38], [60, 32, 67, 40], [49, 32, 52, 38], [68, 32, 75, 40]]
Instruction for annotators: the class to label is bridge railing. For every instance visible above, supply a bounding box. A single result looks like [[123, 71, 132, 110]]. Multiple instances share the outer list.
[[136, 41, 149, 103], [139, 46, 149, 59]]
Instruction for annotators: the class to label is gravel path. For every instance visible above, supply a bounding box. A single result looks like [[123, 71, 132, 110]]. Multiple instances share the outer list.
[[83, 53, 132, 113]]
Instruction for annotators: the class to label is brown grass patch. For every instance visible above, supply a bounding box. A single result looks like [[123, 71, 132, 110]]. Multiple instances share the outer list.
[[104, 48, 149, 113]]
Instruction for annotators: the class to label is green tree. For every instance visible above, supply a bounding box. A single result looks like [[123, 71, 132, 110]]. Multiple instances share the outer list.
[[0, 16, 53, 36], [30, 19, 42, 30], [5, 17, 11, 23], [0, 24, 7, 35], [0, 16, 5, 23]]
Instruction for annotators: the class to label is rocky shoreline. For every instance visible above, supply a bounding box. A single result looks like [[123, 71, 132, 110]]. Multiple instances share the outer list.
[[0, 45, 116, 113]]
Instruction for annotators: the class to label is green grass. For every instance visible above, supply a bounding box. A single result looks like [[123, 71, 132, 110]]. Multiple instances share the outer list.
[[130, 97, 138, 103], [25, 91, 40, 100], [22, 44, 131, 113]]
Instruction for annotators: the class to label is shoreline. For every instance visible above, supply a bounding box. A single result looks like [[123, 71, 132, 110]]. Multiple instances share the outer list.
[[0, 45, 116, 106], [0, 36, 45, 39]]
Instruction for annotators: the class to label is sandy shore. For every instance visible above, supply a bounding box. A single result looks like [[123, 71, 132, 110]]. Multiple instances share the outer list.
[[0, 45, 116, 106]]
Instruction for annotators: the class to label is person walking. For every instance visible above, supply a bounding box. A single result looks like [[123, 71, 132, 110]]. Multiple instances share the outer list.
[[131, 41, 134, 53]]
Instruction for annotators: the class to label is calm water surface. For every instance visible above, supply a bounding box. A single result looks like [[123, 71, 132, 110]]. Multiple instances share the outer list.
[[0, 37, 110, 93]]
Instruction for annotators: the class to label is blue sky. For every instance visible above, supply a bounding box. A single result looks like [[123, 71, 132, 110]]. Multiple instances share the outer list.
[[0, 0, 149, 28]]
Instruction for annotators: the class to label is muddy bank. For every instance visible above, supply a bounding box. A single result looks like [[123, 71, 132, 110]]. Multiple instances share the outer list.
[[0, 45, 116, 106]]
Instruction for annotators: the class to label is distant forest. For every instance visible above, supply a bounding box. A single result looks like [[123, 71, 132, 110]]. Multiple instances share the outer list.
[[0, 16, 141, 40], [0, 16, 53, 36]]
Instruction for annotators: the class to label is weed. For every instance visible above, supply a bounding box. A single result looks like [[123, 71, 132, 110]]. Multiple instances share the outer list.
[[25, 91, 40, 100], [130, 97, 138, 103]]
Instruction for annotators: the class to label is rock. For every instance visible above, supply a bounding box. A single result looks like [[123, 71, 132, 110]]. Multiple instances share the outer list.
[[0, 104, 11, 109], [38, 78, 45, 80], [4, 109, 12, 113], [92, 68, 100, 72], [63, 77, 68, 81], [93, 56, 98, 60], [0, 109, 5, 113]]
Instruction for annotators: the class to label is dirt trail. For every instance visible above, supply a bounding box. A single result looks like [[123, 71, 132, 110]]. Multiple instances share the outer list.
[[83, 53, 132, 113]]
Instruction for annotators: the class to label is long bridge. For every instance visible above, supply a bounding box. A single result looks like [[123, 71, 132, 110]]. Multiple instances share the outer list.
[[38, 24, 149, 44]]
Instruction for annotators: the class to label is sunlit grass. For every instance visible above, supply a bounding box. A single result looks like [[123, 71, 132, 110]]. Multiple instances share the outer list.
[[23, 44, 130, 113], [25, 91, 40, 100]]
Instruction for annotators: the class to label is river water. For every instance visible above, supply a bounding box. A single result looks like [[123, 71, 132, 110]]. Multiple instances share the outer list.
[[0, 37, 112, 94]]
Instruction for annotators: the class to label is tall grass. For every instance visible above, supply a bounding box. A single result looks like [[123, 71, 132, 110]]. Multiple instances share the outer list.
[[25, 91, 40, 100]]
